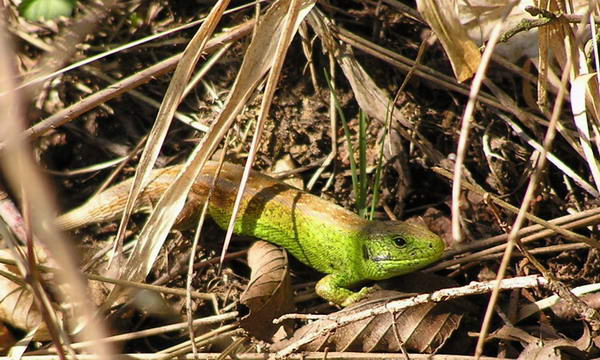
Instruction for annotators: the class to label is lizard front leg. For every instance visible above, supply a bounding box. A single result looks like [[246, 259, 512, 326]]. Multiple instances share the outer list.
[[315, 273, 374, 307]]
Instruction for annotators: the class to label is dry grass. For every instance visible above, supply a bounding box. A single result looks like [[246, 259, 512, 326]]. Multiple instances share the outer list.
[[0, 0, 599, 358]]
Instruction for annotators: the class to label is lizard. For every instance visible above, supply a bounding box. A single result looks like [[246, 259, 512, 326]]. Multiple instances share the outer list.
[[56, 161, 445, 306]]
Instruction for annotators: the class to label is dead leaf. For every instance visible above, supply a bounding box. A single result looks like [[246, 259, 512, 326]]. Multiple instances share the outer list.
[[272, 288, 463, 353], [0, 243, 123, 342], [239, 241, 294, 341], [518, 340, 587, 360], [551, 293, 600, 321], [79, 243, 119, 307], [308, 9, 445, 163], [309, 9, 414, 127], [416, 0, 481, 82], [0, 247, 55, 341], [492, 324, 591, 359], [517, 333, 590, 359], [270, 155, 303, 190]]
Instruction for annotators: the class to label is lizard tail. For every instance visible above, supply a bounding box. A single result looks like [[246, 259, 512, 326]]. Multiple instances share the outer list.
[[56, 193, 130, 230], [55, 167, 177, 230]]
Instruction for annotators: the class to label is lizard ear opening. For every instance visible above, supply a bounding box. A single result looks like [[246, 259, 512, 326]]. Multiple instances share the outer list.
[[362, 245, 370, 260]]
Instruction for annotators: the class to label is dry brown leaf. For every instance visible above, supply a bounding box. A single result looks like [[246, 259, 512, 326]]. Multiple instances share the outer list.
[[551, 292, 600, 320], [0, 244, 122, 342], [79, 243, 120, 307], [270, 155, 303, 190], [417, 0, 481, 82], [239, 241, 294, 341], [518, 341, 587, 360], [0, 247, 55, 341], [492, 324, 591, 359], [459, 0, 537, 60], [112, 0, 233, 296], [272, 289, 463, 353]]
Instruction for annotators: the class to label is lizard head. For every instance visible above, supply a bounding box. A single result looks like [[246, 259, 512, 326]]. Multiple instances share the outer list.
[[359, 221, 444, 281]]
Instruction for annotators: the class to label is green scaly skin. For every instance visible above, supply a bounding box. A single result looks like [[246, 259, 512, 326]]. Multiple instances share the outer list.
[[57, 162, 445, 306]]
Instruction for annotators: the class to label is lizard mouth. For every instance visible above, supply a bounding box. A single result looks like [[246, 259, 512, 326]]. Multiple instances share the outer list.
[[370, 254, 393, 262], [363, 245, 392, 262]]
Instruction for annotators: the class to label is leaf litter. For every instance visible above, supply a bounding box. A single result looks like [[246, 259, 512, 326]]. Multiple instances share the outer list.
[[1, 0, 600, 358]]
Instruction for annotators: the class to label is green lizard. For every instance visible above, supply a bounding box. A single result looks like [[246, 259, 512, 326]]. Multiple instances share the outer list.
[[57, 161, 444, 306]]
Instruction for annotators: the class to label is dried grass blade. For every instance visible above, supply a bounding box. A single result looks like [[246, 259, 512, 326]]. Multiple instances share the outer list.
[[571, 74, 600, 192], [416, 0, 481, 82], [309, 10, 408, 127], [220, 0, 316, 267], [450, 5, 513, 242], [503, 116, 599, 197], [116, 0, 314, 289], [105, 0, 231, 301], [0, 23, 114, 358], [309, 10, 444, 162]]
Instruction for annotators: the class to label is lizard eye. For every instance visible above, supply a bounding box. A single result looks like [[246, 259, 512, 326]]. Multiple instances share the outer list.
[[393, 236, 406, 247]]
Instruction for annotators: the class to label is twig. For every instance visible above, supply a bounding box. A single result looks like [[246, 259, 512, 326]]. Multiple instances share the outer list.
[[498, 6, 600, 45]]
